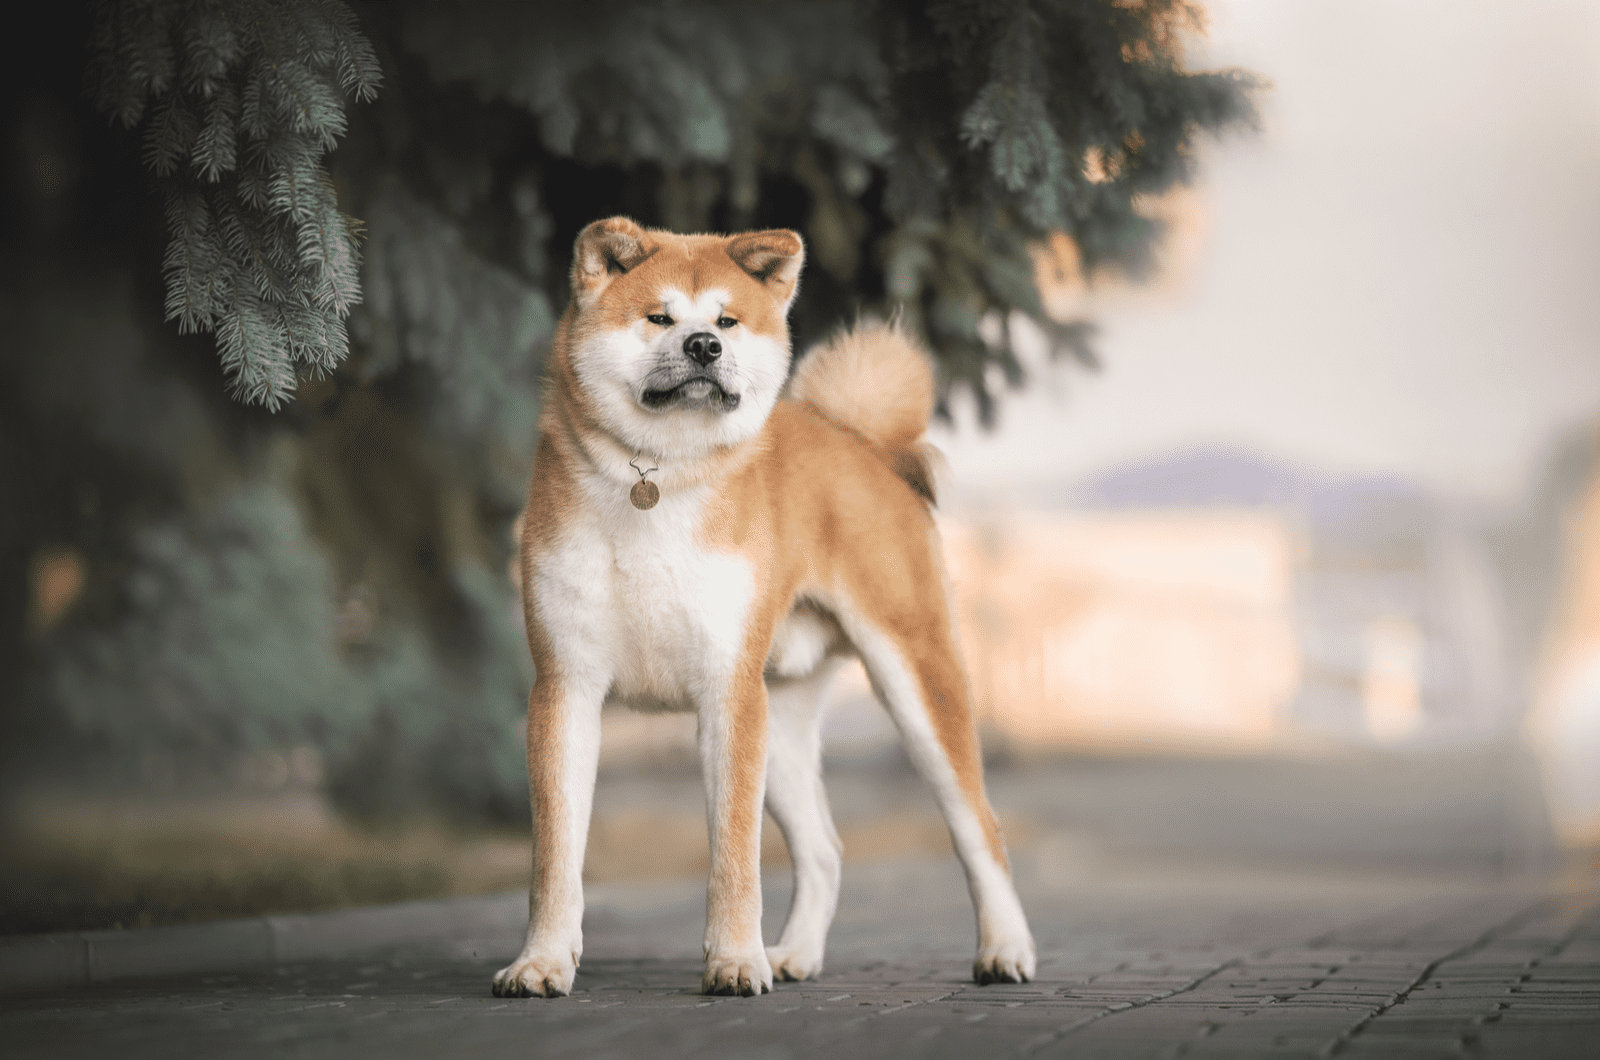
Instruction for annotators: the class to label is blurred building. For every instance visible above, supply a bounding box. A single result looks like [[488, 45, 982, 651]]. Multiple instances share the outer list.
[[943, 511, 1298, 754], [928, 447, 1544, 758], [1526, 441, 1600, 847]]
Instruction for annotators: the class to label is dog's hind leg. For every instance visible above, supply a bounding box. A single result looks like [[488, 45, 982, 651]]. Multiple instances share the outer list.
[[763, 661, 845, 981], [836, 605, 1036, 985]]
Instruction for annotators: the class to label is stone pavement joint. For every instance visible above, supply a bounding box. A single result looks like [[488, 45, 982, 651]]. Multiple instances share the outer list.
[[1020, 958, 1244, 1056], [1316, 899, 1546, 1057]]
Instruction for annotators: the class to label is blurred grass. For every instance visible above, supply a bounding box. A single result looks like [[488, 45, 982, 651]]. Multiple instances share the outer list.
[[0, 780, 994, 936], [0, 791, 527, 935]]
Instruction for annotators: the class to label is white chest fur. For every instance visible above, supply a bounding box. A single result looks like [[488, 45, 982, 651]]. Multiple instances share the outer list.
[[532, 476, 755, 713]]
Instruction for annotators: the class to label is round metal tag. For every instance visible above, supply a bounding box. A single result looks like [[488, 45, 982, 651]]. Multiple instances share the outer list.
[[630, 480, 660, 510]]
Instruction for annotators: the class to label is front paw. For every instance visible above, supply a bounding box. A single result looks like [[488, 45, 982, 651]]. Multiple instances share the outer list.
[[702, 950, 773, 996], [766, 944, 823, 982], [973, 936, 1036, 985], [492, 951, 578, 998]]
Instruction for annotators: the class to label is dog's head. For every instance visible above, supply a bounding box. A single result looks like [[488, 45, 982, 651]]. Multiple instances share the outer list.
[[563, 217, 804, 460]]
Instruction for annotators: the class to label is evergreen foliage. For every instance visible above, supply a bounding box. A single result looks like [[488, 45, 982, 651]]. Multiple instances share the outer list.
[[356, 175, 551, 473], [90, 0, 381, 409], [51, 478, 355, 752], [352, 0, 1254, 423], [93, 0, 1257, 425], [875, 0, 1260, 420], [5, 270, 531, 819]]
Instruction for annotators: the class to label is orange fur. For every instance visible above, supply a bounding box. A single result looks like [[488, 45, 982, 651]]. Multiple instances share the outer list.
[[788, 320, 935, 452], [788, 321, 944, 503], [697, 402, 1004, 862]]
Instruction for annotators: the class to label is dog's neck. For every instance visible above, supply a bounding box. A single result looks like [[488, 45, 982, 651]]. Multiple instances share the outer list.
[[545, 376, 767, 499]]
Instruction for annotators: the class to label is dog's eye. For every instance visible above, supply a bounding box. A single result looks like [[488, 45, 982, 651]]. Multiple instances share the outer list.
[[646, 313, 673, 326], [716, 316, 738, 329]]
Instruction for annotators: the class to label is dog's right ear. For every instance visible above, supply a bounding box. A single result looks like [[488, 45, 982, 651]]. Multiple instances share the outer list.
[[571, 217, 655, 304]]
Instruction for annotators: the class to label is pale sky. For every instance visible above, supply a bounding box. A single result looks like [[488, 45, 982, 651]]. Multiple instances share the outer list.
[[933, 0, 1600, 508]]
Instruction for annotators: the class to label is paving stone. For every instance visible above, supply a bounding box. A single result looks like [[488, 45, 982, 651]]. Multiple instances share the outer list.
[[2, 857, 1596, 1059]]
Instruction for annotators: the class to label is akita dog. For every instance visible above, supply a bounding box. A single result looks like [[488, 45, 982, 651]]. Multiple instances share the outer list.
[[492, 217, 1036, 998]]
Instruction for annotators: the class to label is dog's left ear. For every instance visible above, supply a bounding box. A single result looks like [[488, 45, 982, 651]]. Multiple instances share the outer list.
[[726, 230, 805, 312]]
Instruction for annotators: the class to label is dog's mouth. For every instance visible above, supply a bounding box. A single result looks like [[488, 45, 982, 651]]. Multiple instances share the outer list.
[[639, 376, 741, 412]]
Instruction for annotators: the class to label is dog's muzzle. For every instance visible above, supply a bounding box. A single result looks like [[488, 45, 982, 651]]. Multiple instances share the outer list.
[[639, 369, 741, 412]]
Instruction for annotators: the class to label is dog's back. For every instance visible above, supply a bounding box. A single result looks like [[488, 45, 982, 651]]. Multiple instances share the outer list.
[[786, 321, 943, 504]]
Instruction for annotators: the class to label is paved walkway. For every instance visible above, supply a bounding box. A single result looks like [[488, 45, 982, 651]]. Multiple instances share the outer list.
[[4, 850, 1595, 1058]]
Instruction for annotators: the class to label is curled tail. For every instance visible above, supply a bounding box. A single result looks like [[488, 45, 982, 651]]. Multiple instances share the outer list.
[[788, 320, 944, 505]]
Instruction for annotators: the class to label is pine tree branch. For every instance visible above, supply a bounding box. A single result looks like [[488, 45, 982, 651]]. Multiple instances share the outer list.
[[90, 0, 381, 410], [142, 95, 199, 177], [192, 84, 240, 181], [162, 190, 220, 331]]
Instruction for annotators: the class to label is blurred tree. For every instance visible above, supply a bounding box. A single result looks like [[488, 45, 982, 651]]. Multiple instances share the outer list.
[[1, 0, 1257, 826]]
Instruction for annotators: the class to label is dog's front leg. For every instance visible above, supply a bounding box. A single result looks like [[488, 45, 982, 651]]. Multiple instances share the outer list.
[[492, 678, 603, 998], [699, 667, 774, 996]]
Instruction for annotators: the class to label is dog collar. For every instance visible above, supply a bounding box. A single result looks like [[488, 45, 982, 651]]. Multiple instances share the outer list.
[[628, 455, 660, 510]]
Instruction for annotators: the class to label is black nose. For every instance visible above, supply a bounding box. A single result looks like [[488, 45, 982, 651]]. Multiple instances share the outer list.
[[683, 331, 722, 367]]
